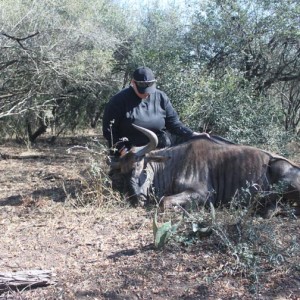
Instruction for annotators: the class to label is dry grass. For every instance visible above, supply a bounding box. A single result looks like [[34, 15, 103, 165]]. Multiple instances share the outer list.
[[0, 135, 300, 299]]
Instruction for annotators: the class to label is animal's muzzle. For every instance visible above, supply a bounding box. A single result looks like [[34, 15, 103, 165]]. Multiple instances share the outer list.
[[125, 174, 141, 206]]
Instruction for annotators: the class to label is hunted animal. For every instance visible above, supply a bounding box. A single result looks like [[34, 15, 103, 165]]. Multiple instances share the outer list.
[[111, 125, 300, 213]]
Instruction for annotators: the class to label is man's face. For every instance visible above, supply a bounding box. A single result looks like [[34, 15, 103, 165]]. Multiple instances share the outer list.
[[131, 80, 151, 99]]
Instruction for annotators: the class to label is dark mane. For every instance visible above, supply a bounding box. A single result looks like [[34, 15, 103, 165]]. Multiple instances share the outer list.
[[189, 134, 236, 146]]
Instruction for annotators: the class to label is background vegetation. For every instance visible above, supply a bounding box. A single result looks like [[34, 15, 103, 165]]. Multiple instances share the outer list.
[[0, 0, 299, 149]]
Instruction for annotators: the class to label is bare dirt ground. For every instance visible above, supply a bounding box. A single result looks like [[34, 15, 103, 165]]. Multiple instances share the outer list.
[[0, 135, 300, 300]]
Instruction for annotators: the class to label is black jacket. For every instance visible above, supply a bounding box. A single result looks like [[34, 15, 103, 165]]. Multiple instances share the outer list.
[[102, 86, 193, 147]]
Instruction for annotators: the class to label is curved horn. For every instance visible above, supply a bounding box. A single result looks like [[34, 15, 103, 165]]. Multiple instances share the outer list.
[[132, 124, 158, 156]]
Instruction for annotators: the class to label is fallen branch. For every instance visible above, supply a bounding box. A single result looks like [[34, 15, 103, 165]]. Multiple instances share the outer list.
[[0, 270, 56, 293]]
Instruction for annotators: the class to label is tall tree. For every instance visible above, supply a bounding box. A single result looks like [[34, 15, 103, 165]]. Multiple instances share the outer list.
[[0, 0, 130, 142], [184, 0, 300, 135]]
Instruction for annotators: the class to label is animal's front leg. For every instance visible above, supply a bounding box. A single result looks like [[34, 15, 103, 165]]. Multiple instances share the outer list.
[[161, 190, 207, 210]]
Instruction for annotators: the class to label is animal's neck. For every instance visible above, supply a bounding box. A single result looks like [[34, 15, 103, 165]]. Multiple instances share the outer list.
[[148, 160, 171, 198]]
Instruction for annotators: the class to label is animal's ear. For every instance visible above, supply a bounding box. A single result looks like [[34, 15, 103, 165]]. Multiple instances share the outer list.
[[145, 155, 170, 163]]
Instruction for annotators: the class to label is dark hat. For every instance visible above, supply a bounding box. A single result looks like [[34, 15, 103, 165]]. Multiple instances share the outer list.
[[132, 67, 156, 94]]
